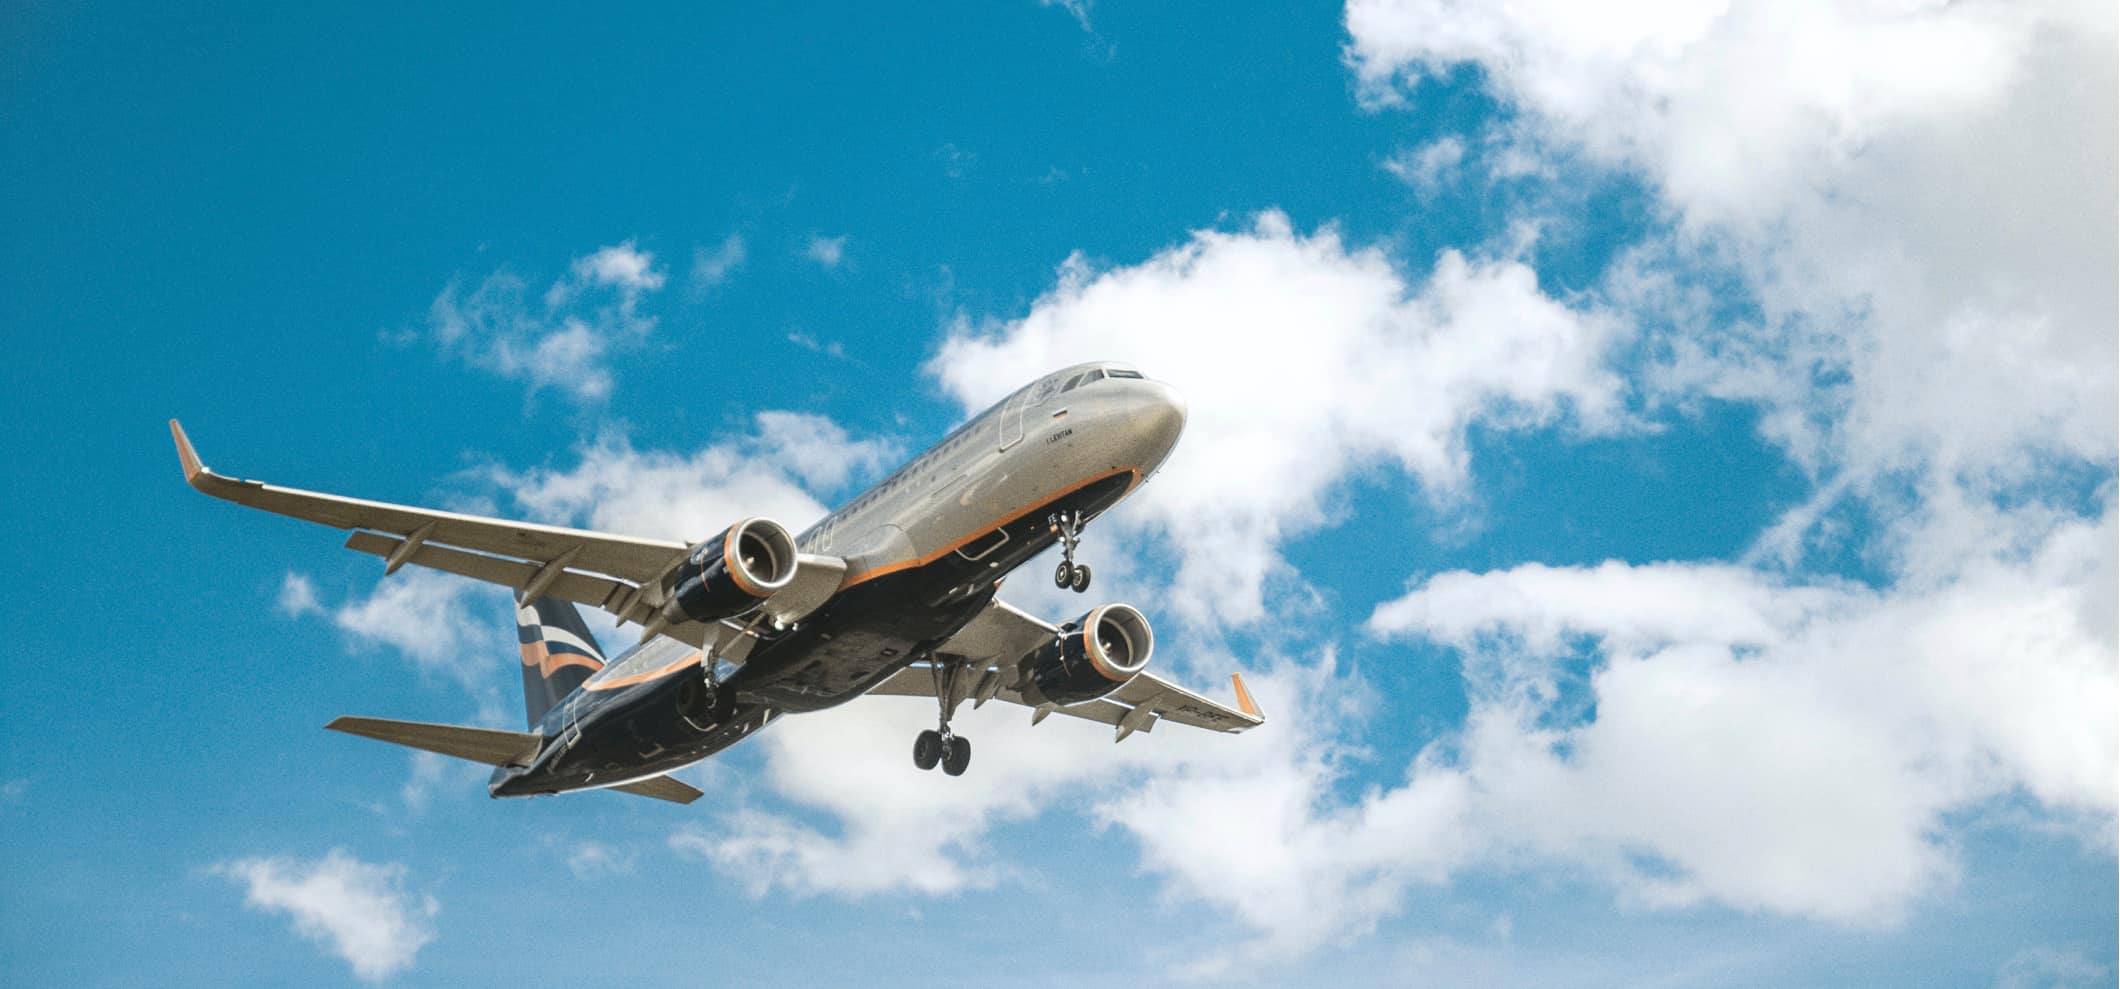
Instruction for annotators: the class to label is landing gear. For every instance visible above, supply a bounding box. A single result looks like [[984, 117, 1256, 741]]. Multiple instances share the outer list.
[[1049, 509, 1092, 593], [913, 658, 974, 776], [676, 657, 736, 730]]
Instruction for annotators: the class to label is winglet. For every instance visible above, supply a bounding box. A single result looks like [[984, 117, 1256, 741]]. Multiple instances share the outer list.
[[1231, 673, 1263, 721], [168, 419, 207, 487]]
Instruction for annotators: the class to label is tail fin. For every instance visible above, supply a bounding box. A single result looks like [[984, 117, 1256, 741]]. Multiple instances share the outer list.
[[516, 596, 607, 727]]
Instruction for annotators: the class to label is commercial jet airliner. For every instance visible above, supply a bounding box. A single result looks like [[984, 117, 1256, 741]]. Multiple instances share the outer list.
[[172, 363, 1261, 803]]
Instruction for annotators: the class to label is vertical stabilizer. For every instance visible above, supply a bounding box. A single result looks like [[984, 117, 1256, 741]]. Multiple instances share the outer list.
[[516, 597, 607, 728]]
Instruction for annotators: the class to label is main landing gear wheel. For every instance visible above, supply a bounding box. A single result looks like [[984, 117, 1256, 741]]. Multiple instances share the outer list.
[[1049, 509, 1093, 593], [913, 729, 943, 771], [941, 736, 971, 776]]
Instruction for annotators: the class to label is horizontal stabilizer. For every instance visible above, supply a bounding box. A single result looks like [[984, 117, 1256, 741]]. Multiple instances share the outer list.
[[608, 775, 704, 804], [326, 716, 542, 767]]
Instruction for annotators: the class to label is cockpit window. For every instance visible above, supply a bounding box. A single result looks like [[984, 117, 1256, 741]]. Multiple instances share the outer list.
[[1061, 373, 1084, 392], [1107, 368, 1143, 380]]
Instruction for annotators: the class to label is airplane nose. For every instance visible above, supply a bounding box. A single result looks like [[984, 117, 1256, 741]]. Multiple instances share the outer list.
[[1132, 380, 1187, 462]]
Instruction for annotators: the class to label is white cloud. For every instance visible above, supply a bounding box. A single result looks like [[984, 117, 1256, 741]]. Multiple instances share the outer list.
[[276, 572, 322, 618], [932, 142, 976, 179], [1382, 135, 1465, 195], [569, 241, 665, 294], [488, 413, 895, 541], [691, 234, 747, 291], [216, 849, 437, 983], [1346, 0, 2117, 512], [804, 235, 847, 269], [671, 646, 1477, 970], [563, 839, 635, 880], [396, 751, 477, 815], [1363, 505, 2116, 924], [1040, 0, 1094, 35], [332, 567, 509, 717], [670, 659, 1326, 905], [426, 241, 669, 403], [1997, 946, 2112, 989], [1329, 12, 2118, 938], [930, 211, 1629, 626], [785, 331, 847, 359]]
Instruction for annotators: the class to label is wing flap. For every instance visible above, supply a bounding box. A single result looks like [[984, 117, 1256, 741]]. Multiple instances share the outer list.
[[1109, 671, 1265, 733], [607, 774, 705, 804], [343, 530, 628, 611], [325, 716, 542, 767], [866, 665, 1145, 732]]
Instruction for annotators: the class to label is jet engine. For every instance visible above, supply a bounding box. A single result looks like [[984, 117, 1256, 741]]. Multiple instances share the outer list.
[[1015, 604, 1154, 706], [661, 518, 799, 625]]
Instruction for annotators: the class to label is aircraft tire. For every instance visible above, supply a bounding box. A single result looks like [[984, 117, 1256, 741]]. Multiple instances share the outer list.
[[942, 736, 972, 776], [914, 729, 944, 771], [1070, 564, 1091, 593]]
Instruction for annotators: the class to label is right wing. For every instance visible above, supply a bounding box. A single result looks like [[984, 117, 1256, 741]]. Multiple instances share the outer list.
[[868, 598, 1265, 741], [171, 420, 833, 649]]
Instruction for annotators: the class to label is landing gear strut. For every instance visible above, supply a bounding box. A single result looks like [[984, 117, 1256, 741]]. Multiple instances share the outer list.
[[913, 658, 973, 776], [1049, 509, 1091, 593], [677, 654, 736, 730]]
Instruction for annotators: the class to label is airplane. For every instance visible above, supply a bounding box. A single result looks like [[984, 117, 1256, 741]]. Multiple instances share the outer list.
[[171, 362, 1262, 804]]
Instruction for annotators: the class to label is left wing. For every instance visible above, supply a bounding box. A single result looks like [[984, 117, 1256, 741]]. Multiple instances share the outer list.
[[868, 598, 1264, 741], [171, 420, 840, 649]]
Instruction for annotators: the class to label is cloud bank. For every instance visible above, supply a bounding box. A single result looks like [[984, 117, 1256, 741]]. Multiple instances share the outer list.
[[216, 849, 437, 982]]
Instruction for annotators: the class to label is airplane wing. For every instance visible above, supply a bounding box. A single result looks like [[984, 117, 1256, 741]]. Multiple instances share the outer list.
[[867, 598, 1264, 741], [170, 420, 839, 649]]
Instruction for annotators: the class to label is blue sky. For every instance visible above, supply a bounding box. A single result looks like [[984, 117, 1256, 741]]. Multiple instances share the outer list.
[[3, 2, 2114, 986]]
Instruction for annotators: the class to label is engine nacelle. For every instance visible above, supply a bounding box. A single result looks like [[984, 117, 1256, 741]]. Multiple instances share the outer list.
[[660, 517, 799, 625], [1015, 604, 1154, 707]]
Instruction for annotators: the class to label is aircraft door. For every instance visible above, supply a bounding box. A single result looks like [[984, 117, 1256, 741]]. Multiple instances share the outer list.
[[999, 389, 1027, 450]]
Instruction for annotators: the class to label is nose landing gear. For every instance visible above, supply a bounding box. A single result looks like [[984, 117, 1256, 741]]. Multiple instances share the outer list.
[[1049, 509, 1092, 592]]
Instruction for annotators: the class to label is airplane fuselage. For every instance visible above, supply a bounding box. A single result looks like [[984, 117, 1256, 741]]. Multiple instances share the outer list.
[[489, 364, 1186, 798]]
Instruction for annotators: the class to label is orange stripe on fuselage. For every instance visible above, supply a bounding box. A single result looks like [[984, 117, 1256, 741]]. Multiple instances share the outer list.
[[832, 466, 1139, 592]]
